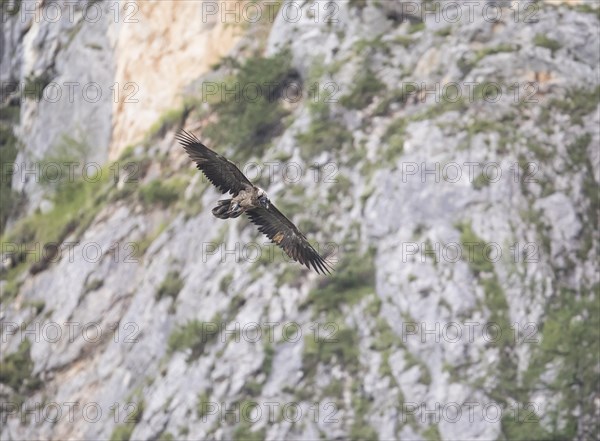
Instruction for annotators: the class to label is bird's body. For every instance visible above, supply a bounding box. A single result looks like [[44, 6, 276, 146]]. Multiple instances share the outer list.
[[212, 187, 268, 219], [176, 130, 332, 274]]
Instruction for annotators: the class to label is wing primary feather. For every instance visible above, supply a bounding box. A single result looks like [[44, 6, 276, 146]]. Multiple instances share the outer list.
[[245, 205, 334, 275], [177, 130, 253, 195]]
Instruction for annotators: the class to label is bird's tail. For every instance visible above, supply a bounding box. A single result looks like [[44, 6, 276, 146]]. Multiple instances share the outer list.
[[212, 199, 243, 219]]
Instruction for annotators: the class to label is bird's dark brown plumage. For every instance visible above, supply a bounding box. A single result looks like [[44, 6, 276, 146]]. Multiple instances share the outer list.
[[177, 130, 332, 274], [246, 205, 332, 275], [175, 130, 252, 195]]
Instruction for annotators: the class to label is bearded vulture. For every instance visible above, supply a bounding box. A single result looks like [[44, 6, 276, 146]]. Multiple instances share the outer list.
[[176, 130, 332, 275]]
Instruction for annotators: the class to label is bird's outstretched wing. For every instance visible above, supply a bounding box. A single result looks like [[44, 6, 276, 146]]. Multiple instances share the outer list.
[[176, 130, 253, 195], [246, 204, 333, 275]]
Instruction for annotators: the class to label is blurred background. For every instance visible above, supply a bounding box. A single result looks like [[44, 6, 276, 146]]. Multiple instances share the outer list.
[[1, 0, 599, 440]]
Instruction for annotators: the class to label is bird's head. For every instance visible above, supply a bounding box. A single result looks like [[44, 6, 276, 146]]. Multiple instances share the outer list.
[[257, 188, 270, 209]]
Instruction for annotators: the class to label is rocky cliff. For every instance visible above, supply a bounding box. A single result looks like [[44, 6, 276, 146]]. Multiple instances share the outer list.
[[1, 1, 599, 440]]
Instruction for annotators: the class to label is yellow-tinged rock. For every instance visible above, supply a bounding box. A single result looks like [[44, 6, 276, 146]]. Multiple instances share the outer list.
[[110, 0, 246, 159]]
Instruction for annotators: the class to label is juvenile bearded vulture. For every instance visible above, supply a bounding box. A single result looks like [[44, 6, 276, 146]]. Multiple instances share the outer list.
[[176, 130, 332, 275]]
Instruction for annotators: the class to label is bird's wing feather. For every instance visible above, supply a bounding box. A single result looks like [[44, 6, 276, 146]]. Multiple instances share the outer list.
[[176, 130, 253, 195], [246, 204, 332, 275]]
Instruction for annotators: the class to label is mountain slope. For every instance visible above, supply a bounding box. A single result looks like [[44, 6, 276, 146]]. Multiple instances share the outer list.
[[1, 1, 599, 440]]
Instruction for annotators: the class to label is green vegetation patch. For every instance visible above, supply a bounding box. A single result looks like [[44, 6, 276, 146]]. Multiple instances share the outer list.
[[458, 222, 510, 327], [322, 378, 344, 398], [109, 399, 144, 441], [348, 0, 368, 11], [138, 179, 182, 209], [383, 117, 406, 161], [156, 270, 184, 311], [0, 340, 42, 399], [456, 222, 495, 275], [456, 222, 515, 390], [196, 390, 212, 419], [408, 22, 425, 34], [349, 381, 379, 441], [457, 44, 516, 76], [304, 247, 375, 314], [302, 324, 360, 377], [374, 86, 417, 116], [261, 343, 275, 379], [148, 105, 190, 140], [542, 85, 600, 126], [0, 121, 20, 233], [393, 35, 416, 48], [23, 72, 52, 100], [296, 96, 353, 160], [203, 50, 298, 161], [472, 172, 491, 190], [509, 285, 600, 440], [168, 315, 223, 361], [423, 424, 442, 441], [232, 419, 266, 441], [2, 0, 23, 16], [574, 3, 600, 19], [340, 68, 386, 110], [219, 272, 234, 292], [370, 317, 402, 381], [533, 33, 562, 55], [2, 138, 115, 271]]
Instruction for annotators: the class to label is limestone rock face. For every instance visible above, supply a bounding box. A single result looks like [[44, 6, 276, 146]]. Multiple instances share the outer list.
[[1, 1, 598, 440], [4, 0, 116, 212], [3, 0, 244, 212], [110, 0, 244, 159]]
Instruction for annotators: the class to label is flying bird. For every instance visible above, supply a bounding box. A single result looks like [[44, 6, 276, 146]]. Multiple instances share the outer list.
[[176, 130, 332, 275]]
